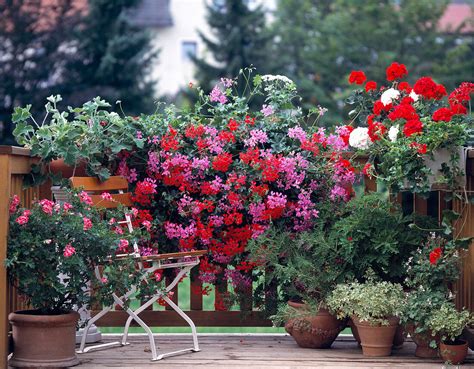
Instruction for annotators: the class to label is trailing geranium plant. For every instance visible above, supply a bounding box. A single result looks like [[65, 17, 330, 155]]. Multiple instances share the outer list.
[[346, 62, 473, 195]]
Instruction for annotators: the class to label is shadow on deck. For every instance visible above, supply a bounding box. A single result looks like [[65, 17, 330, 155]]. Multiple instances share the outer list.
[[76, 334, 474, 368]]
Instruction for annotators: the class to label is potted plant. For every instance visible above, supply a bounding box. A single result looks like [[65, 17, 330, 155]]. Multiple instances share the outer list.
[[12, 95, 144, 187], [327, 276, 404, 357], [428, 302, 473, 365], [346, 62, 472, 195], [402, 230, 472, 358], [250, 227, 348, 349], [6, 191, 136, 367]]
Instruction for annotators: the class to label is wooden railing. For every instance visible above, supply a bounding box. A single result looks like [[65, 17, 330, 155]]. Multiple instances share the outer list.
[[1, 145, 473, 365]]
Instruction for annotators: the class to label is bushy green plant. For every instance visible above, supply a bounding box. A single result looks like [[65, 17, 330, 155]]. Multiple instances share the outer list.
[[428, 302, 473, 343], [6, 190, 144, 314], [330, 193, 435, 283], [327, 277, 404, 325]]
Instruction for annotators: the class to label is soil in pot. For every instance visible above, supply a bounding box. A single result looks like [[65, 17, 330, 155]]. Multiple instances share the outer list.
[[440, 339, 468, 365], [352, 316, 399, 357], [406, 324, 439, 358], [284, 303, 346, 349], [8, 310, 80, 368]]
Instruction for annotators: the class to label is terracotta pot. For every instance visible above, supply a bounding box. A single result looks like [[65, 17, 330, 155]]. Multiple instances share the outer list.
[[352, 316, 399, 357], [8, 310, 80, 368], [393, 324, 407, 349], [49, 158, 87, 178], [439, 340, 468, 365], [284, 303, 345, 349], [406, 324, 439, 358], [348, 318, 361, 345]]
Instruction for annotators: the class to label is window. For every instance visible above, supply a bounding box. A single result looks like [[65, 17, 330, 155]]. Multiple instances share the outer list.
[[182, 41, 197, 61]]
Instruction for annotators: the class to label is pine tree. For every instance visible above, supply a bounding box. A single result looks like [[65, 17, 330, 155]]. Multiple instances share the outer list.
[[0, 0, 81, 144], [193, 0, 274, 92], [60, 0, 157, 114]]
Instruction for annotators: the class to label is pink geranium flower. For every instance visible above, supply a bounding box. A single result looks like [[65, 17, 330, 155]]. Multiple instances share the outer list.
[[63, 243, 76, 257], [83, 217, 93, 231]]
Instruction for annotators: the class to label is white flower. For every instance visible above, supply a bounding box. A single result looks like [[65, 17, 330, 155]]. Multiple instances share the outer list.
[[261, 74, 294, 85], [380, 88, 400, 106], [349, 127, 371, 150], [388, 125, 399, 142], [409, 90, 419, 102]]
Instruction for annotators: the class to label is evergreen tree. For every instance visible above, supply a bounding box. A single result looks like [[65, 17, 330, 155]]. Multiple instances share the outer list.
[[193, 0, 274, 92], [0, 0, 81, 144], [60, 0, 157, 114]]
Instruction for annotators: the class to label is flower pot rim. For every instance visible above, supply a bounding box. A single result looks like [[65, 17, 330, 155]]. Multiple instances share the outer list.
[[441, 338, 468, 346], [9, 309, 79, 326]]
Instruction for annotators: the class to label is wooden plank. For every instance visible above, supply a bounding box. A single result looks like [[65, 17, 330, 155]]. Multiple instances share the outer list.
[[70, 176, 129, 191], [89, 193, 133, 208], [90, 310, 272, 327], [413, 194, 428, 215], [0, 155, 11, 367], [0, 146, 31, 156], [141, 250, 208, 261]]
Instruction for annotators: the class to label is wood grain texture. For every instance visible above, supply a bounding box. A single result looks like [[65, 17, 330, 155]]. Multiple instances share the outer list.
[[70, 176, 129, 191]]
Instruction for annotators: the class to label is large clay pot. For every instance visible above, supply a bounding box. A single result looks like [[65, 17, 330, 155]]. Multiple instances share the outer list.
[[348, 318, 361, 345], [439, 340, 468, 365], [49, 158, 87, 178], [352, 316, 399, 357], [406, 324, 439, 358], [284, 302, 345, 349], [9, 310, 80, 368]]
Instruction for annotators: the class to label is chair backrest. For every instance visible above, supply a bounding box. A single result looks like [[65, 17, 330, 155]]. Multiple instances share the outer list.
[[70, 176, 139, 256], [70, 176, 133, 208]]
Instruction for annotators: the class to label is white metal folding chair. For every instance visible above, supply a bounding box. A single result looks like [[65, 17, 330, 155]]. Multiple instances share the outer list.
[[70, 176, 206, 361]]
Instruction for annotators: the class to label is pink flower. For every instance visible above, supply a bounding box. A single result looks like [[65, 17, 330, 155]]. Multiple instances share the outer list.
[[79, 191, 93, 205], [118, 239, 129, 252], [244, 129, 268, 147], [39, 199, 54, 215], [63, 243, 76, 258], [142, 220, 152, 232], [131, 208, 139, 217], [220, 77, 233, 87], [154, 270, 163, 282], [9, 195, 20, 214], [63, 202, 73, 212], [16, 215, 29, 225], [83, 217, 93, 231], [101, 192, 113, 201], [101, 277, 108, 284], [261, 104, 274, 117], [210, 86, 228, 104], [114, 226, 124, 235], [109, 218, 116, 225]]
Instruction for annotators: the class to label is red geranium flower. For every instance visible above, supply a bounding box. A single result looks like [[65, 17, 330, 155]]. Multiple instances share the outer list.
[[368, 122, 387, 142], [228, 118, 239, 131], [373, 101, 392, 115], [398, 81, 412, 93], [432, 107, 454, 122], [365, 81, 377, 92], [413, 77, 447, 100], [348, 70, 366, 85], [429, 247, 442, 265], [212, 152, 233, 172], [386, 62, 408, 81], [403, 119, 423, 137], [388, 104, 418, 121], [410, 142, 427, 155]]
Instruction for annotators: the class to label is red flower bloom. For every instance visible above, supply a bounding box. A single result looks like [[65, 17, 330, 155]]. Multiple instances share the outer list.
[[398, 81, 412, 93], [228, 118, 240, 131], [185, 124, 205, 139], [373, 101, 391, 115], [432, 107, 454, 122], [410, 142, 427, 155], [403, 119, 423, 137], [340, 125, 354, 145], [213, 152, 233, 172], [413, 77, 446, 100], [450, 104, 467, 115], [218, 130, 236, 143], [362, 163, 373, 177], [386, 62, 408, 81], [365, 81, 377, 92], [245, 115, 255, 125], [429, 247, 442, 265], [368, 121, 387, 142], [449, 82, 474, 105], [348, 70, 366, 85], [388, 104, 418, 121]]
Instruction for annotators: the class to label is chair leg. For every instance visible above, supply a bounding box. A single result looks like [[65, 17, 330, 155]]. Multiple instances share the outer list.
[[77, 306, 116, 353], [124, 307, 159, 360]]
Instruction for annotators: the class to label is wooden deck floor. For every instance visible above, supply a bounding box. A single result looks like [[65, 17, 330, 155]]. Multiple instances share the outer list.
[[76, 334, 474, 369]]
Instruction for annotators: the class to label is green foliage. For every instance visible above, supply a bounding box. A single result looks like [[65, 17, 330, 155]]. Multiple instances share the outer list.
[[6, 190, 141, 314], [326, 277, 404, 325], [428, 302, 473, 343], [192, 0, 274, 93], [329, 193, 435, 283]]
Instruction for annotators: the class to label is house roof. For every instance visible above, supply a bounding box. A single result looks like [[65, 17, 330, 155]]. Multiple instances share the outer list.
[[438, 3, 474, 33], [125, 0, 173, 28]]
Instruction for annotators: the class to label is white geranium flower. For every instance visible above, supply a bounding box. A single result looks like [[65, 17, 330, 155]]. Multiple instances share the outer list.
[[380, 88, 400, 106], [261, 74, 294, 85], [388, 125, 399, 142], [409, 90, 419, 102], [349, 127, 371, 150]]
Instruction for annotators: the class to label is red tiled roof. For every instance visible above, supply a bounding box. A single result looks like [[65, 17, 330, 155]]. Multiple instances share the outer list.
[[438, 4, 474, 33]]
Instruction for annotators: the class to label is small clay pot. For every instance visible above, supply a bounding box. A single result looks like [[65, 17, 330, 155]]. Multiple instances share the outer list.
[[8, 310, 80, 368], [352, 316, 399, 357], [285, 303, 346, 349], [406, 324, 440, 358], [348, 318, 361, 345], [439, 339, 468, 365], [49, 158, 87, 178]]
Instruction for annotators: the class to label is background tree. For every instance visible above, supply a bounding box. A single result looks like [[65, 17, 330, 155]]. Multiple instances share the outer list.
[[192, 0, 274, 92], [60, 0, 157, 115], [272, 0, 473, 124], [0, 0, 81, 144]]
